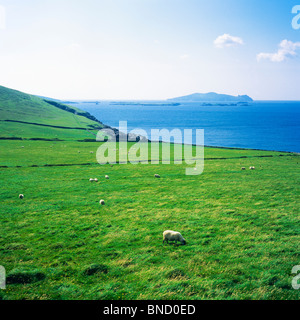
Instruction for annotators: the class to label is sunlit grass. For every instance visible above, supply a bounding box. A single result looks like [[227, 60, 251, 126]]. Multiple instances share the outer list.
[[0, 140, 299, 300]]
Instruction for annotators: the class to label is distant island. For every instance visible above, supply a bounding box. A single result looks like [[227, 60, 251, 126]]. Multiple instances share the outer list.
[[168, 92, 253, 103], [110, 102, 181, 107]]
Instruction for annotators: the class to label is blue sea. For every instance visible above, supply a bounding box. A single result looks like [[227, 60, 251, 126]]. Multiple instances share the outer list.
[[72, 101, 300, 153]]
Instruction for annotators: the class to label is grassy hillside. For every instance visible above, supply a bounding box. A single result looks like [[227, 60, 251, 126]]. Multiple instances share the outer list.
[[0, 85, 103, 140], [0, 86, 299, 300]]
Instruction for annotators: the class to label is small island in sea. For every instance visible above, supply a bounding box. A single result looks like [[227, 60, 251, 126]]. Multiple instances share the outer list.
[[107, 92, 253, 107], [109, 102, 181, 106], [168, 92, 253, 106]]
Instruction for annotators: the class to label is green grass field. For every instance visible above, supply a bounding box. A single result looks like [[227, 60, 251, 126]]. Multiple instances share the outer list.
[[0, 86, 299, 300]]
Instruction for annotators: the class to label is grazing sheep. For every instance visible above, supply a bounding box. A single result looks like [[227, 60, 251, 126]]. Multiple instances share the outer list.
[[19, 194, 24, 199], [105, 175, 109, 179], [94, 178, 98, 182], [250, 166, 255, 170], [89, 178, 94, 182], [241, 167, 246, 170], [90, 151, 94, 154], [154, 174, 160, 178], [99, 199, 105, 205], [163, 230, 186, 245]]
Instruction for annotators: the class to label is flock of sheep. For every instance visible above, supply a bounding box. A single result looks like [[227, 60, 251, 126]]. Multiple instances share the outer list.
[[88, 164, 255, 245], [89, 175, 109, 183], [17, 147, 257, 246], [88, 175, 109, 205], [89, 172, 184, 245]]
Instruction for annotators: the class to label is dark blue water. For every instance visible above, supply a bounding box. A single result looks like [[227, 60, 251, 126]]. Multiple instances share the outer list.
[[73, 101, 300, 152]]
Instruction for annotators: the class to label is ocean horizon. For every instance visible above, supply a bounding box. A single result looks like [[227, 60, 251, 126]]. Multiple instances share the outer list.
[[70, 100, 300, 153]]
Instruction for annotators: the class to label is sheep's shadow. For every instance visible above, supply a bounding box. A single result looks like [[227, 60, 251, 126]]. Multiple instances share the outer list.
[[163, 241, 186, 247]]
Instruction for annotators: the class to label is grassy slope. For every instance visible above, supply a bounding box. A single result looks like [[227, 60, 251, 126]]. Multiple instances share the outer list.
[[0, 85, 102, 140], [0, 86, 299, 300]]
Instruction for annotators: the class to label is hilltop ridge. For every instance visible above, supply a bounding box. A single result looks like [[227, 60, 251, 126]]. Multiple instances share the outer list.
[[0, 85, 105, 141], [0, 85, 147, 142]]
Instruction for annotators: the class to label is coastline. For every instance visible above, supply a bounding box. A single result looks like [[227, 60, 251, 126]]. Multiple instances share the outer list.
[[72, 100, 300, 154]]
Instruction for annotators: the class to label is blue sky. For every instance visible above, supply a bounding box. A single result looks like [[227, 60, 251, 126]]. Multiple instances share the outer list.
[[0, 0, 299, 100]]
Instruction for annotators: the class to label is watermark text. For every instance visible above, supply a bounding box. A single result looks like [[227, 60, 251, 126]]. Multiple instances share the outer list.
[[96, 121, 204, 176], [0, 265, 6, 289], [292, 5, 300, 29], [292, 265, 300, 289]]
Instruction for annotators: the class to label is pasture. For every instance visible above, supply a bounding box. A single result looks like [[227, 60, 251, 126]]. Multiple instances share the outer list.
[[0, 140, 299, 300]]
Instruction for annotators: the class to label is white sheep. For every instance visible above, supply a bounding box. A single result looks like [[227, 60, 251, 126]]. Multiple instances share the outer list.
[[105, 175, 109, 179], [89, 178, 94, 182], [163, 230, 186, 245], [19, 194, 24, 199], [250, 166, 255, 170], [90, 151, 94, 154], [154, 174, 161, 178], [99, 199, 105, 205], [94, 178, 98, 182]]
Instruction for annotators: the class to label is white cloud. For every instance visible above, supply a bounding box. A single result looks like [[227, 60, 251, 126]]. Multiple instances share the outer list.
[[257, 40, 300, 62], [214, 33, 244, 48]]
